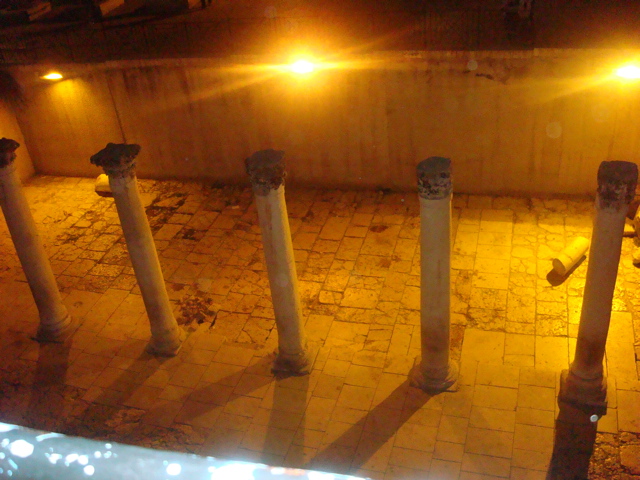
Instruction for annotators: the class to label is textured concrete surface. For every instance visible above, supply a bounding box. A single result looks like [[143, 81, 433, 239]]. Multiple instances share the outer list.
[[1, 175, 639, 479], [14, 50, 639, 196]]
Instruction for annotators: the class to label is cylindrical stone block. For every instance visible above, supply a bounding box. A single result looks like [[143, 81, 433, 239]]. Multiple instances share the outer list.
[[560, 160, 638, 413], [552, 236, 590, 276], [410, 156, 458, 392], [91, 143, 183, 356], [246, 149, 311, 375], [0, 138, 73, 342]]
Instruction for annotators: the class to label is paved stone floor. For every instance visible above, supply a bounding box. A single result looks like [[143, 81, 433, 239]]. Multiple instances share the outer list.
[[1, 175, 640, 479]]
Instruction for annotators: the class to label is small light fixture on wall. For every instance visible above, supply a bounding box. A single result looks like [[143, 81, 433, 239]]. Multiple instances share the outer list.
[[41, 72, 63, 81]]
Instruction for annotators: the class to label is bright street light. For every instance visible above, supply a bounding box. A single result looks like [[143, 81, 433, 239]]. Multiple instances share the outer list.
[[42, 72, 63, 80], [289, 59, 315, 75], [615, 64, 640, 80]]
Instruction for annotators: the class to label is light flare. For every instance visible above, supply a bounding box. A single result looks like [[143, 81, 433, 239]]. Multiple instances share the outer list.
[[42, 72, 63, 80], [289, 59, 315, 75], [615, 64, 640, 79]]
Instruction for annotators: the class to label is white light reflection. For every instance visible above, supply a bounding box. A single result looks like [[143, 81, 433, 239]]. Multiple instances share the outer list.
[[166, 463, 182, 476], [9, 440, 34, 458], [46, 453, 62, 465], [0, 424, 16, 433], [308, 473, 337, 480], [213, 464, 257, 480], [36, 433, 63, 442]]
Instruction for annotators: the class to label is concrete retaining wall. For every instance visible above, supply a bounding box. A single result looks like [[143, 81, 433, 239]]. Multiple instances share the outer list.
[[11, 50, 640, 195]]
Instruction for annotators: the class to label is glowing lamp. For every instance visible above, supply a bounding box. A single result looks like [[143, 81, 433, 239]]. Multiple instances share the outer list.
[[289, 59, 315, 75], [615, 65, 640, 80], [42, 72, 63, 80]]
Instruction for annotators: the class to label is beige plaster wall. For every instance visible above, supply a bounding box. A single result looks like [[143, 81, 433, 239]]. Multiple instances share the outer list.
[[11, 50, 640, 195], [13, 69, 123, 179], [0, 102, 34, 182]]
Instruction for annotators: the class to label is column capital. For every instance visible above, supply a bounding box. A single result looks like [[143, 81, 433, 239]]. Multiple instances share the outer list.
[[245, 149, 286, 196], [597, 160, 638, 210], [0, 138, 20, 168], [90, 143, 141, 178], [417, 156, 452, 200]]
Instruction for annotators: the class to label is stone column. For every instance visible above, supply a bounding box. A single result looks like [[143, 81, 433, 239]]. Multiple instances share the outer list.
[[410, 156, 458, 392], [246, 149, 311, 375], [91, 143, 183, 356], [0, 138, 73, 342], [632, 202, 640, 265], [560, 160, 638, 414]]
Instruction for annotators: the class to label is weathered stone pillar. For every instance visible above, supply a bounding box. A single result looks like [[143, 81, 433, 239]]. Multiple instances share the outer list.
[[246, 149, 311, 375], [91, 143, 183, 356], [410, 156, 458, 392], [632, 202, 640, 265], [560, 160, 638, 414], [0, 138, 73, 342]]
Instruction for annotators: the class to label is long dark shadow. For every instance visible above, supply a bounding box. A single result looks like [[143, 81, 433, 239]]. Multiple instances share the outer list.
[[193, 354, 311, 460], [24, 341, 73, 432], [547, 400, 598, 479], [60, 345, 164, 439], [266, 373, 310, 465], [310, 380, 436, 474]]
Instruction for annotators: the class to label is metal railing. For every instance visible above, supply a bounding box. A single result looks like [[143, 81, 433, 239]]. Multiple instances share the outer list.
[[0, 8, 532, 66]]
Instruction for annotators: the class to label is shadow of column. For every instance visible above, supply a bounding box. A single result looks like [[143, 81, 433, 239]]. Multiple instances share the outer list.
[[310, 380, 435, 474], [547, 400, 598, 479], [185, 354, 310, 461], [264, 372, 310, 466], [60, 349, 166, 441], [24, 342, 72, 432]]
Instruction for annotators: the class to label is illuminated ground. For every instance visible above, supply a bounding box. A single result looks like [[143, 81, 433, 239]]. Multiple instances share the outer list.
[[0, 175, 639, 479]]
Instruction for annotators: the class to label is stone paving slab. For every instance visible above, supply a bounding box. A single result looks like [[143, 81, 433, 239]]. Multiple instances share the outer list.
[[0, 176, 639, 479]]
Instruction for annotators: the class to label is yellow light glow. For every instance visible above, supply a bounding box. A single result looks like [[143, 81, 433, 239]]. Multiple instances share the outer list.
[[289, 59, 315, 75], [615, 65, 640, 79], [42, 72, 63, 80]]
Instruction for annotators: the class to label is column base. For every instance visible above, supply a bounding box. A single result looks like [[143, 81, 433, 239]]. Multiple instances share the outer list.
[[272, 347, 316, 377], [34, 312, 77, 343], [145, 327, 185, 357], [558, 369, 608, 417], [410, 358, 459, 393]]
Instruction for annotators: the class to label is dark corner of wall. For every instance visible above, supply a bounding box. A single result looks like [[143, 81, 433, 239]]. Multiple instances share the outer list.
[[0, 69, 34, 181], [0, 69, 26, 110]]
